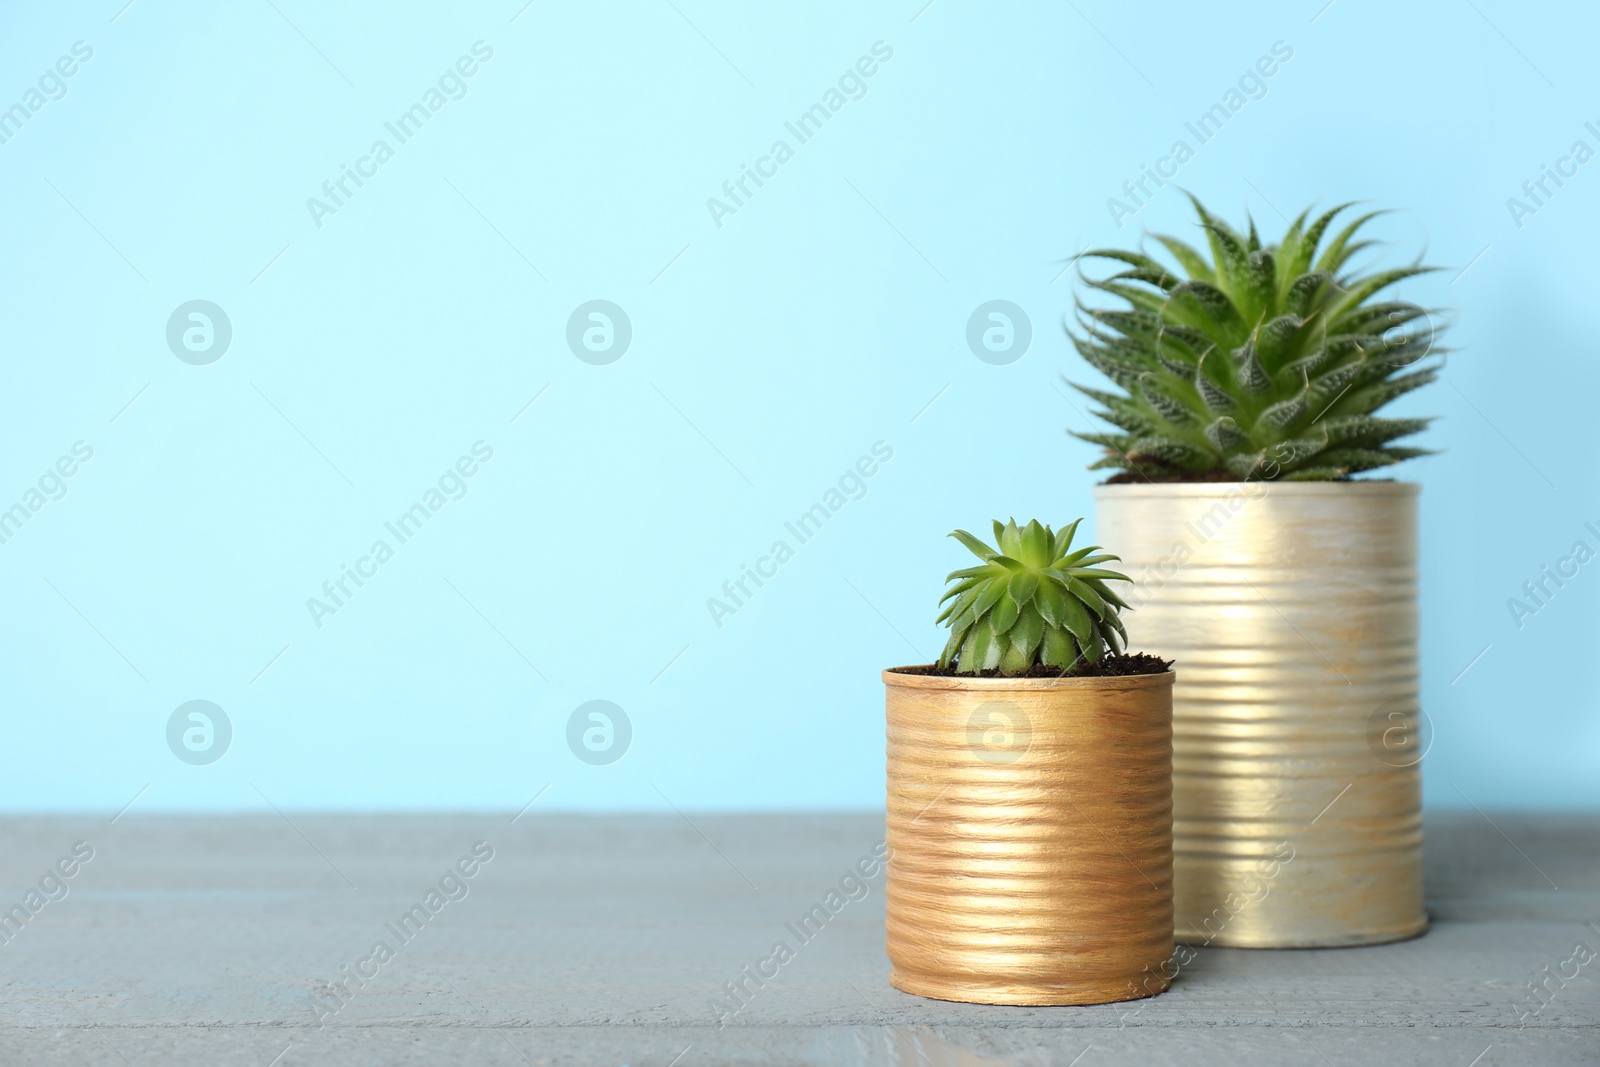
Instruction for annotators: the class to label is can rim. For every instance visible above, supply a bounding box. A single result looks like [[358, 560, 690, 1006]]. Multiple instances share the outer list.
[[882, 667, 1176, 691], [1093, 480, 1420, 497]]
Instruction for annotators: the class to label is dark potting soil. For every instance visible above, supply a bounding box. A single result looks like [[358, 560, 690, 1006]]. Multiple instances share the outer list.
[[1102, 469, 1250, 484], [1100, 470, 1398, 485], [892, 653, 1173, 679]]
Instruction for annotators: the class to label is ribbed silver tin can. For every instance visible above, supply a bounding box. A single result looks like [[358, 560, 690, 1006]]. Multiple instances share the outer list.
[[1095, 482, 1426, 948]]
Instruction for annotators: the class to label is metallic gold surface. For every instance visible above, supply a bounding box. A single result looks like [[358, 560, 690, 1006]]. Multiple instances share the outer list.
[[1095, 482, 1426, 948], [883, 669, 1174, 1005]]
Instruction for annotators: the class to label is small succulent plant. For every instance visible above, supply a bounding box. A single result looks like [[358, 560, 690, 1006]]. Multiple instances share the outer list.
[[937, 519, 1131, 675], [1069, 195, 1443, 480]]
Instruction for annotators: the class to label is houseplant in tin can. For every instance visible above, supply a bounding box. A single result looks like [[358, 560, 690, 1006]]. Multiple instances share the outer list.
[[1066, 196, 1442, 947], [884, 519, 1175, 1004]]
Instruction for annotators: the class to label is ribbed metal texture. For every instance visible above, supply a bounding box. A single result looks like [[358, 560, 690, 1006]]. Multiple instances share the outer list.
[[1095, 482, 1426, 948], [883, 670, 1174, 1005]]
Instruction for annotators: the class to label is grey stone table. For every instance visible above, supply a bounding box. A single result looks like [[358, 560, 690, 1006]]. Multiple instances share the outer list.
[[0, 811, 1595, 1066]]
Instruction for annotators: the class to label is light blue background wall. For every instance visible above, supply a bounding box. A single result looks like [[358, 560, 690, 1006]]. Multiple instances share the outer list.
[[1, 1, 1593, 812]]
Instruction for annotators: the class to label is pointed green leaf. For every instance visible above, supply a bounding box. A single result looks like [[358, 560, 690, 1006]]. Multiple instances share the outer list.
[[1010, 606, 1046, 659], [949, 529, 995, 561], [1035, 579, 1068, 627], [974, 619, 1002, 671], [1253, 313, 1307, 370], [1102, 617, 1125, 655], [1081, 248, 1172, 274], [957, 622, 982, 672], [973, 579, 1007, 616], [1082, 275, 1169, 314], [1138, 375, 1199, 427], [1204, 416, 1250, 453], [1194, 364, 1237, 415], [1072, 567, 1132, 584], [1235, 249, 1276, 324], [997, 519, 1022, 558], [1316, 447, 1400, 473], [1320, 414, 1431, 447], [1058, 591, 1095, 648], [1065, 576, 1109, 620], [990, 590, 1021, 633], [1284, 271, 1331, 318], [936, 585, 981, 624], [1233, 340, 1272, 394], [1340, 366, 1438, 414], [1151, 233, 1215, 283], [1256, 393, 1309, 435], [1225, 451, 1267, 479], [1164, 280, 1247, 345], [1274, 209, 1309, 291], [1325, 266, 1439, 322], [1081, 576, 1131, 611], [938, 576, 982, 605], [1019, 520, 1050, 567], [994, 638, 1028, 675], [1051, 518, 1083, 560], [1282, 203, 1353, 279], [945, 611, 977, 657], [1184, 193, 1248, 291], [1107, 267, 1181, 291], [1127, 436, 1213, 469], [1007, 572, 1040, 607], [1314, 210, 1387, 274], [1041, 626, 1077, 669]]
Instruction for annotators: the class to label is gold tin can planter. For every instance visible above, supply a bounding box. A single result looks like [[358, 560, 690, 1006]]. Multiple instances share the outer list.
[[1095, 482, 1427, 948], [883, 668, 1174, 1005]]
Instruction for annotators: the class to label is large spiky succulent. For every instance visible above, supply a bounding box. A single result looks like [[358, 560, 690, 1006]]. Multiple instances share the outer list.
[[1069, 196, 1444, 480], [937, 519, 1131, 675]]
